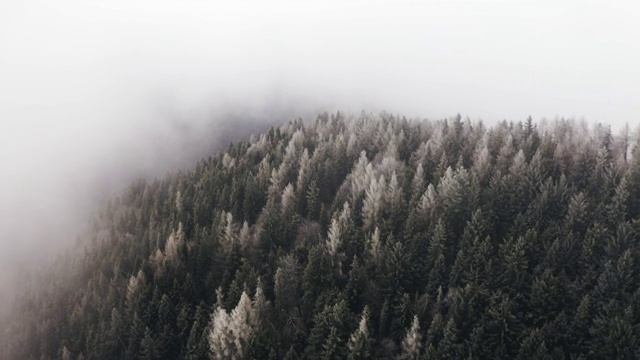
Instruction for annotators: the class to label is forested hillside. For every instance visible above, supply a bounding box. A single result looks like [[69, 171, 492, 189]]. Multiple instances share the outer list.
[[2, 112, 640, 359]]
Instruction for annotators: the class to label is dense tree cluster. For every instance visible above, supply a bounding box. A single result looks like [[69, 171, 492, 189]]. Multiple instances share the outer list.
[[2, 112, 640, 359]]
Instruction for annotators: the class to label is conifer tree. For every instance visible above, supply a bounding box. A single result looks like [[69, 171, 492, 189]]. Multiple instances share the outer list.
[[347, 306, 373, 360], [398, 315, 422, 360]]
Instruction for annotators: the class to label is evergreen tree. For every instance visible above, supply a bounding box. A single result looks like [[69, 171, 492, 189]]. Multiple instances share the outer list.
[[398, 315, 422, 360], [347, 306, 373, 360]]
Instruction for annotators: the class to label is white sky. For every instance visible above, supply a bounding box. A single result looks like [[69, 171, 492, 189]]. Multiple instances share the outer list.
[[0, 0, 639, 290]]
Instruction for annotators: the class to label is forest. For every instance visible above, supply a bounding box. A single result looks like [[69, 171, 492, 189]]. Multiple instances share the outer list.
[[2, 112, 640, 359]]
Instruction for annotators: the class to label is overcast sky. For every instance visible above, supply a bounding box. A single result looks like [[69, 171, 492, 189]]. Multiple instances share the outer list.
[[1, 0, 639, 296]]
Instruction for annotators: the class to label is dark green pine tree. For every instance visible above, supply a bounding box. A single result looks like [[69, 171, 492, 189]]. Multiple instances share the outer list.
[[185, 304, 209, 360], [516, 329, 552, 360], [302, 244, 335, 318], [124, 313, 144, 360], [426, 219, 448, 293], [306, 299, 353, 360], [437, 318, 463, 359], [156, 294, 176, 358], [139, 327, 158, 360], [484, 293, 522, 359], [306, 180, 321, 221]]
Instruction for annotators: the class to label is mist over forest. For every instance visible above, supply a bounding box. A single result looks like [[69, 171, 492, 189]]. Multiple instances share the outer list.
[[1, 1, 640, 359], [0, 101, 318, 307]]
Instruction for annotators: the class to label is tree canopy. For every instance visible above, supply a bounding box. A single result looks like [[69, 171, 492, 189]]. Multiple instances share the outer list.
[[2, 112, 640, 359]]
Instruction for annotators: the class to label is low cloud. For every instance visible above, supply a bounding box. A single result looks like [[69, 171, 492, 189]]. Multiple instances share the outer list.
[[1, 0, 639, 308]]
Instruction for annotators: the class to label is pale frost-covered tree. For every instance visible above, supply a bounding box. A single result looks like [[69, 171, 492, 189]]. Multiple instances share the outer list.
[[238, 221, 251, 249], [222, 152, 236, 168], [326, 218, 341, 258], [412, 141, 430, 169], [148, 222, 185, 268], [347, 151, 373, 200], [437, 167, 456, 197], [367, 227, 382, 263], [246, 133, 268, 157], [417, 183, 437, 219], [385, 134, 399, 159], [296, 148, 310, 195], [362, 175, 385, 230], [471, 141, 491, 182], [510, 149, 527, 178], [61, 346, 71, 360], [222, 212, 236, 248], [326, 202, 353, 255], [554, 142, 570, 173], [164, 222, 185, 262], [497, 134, 516, 171], [150, 248, 164, 268], [437, 166, 474, 221], [607, 175, 629, 223], [338, 201, 353, 230], [283, 138, 297, 165], [175, 190, 183, 213], [209, 291, 254, 360], [268, 168, 286, 204], [327, 202, 351, 269], [398, 315, 422, 360], [429, 123, 446, 155], [378, 155, 403, 180], [209, 305, 232, 359], [176, 221, 185, 243], [229, 292, 253, 358], [125, 269, 146, 309], [410, 163, 425, 202], [271, 132, 301, 193], [347, 306, 372, 360], [215, 286, 225, 307], [256, 155, 272, 185], [386, 171, 403, 210], [281, 183, 296, 215], [289, 128, 304, 149], [346, 132, 358, 158], [594, 146, 609, 178]]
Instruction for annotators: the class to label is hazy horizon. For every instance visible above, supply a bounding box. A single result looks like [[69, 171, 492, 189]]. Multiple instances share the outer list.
[[1, 0, 639, 306]]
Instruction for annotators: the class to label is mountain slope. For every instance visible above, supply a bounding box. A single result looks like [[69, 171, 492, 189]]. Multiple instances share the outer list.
[[3, 112, 640, 359]]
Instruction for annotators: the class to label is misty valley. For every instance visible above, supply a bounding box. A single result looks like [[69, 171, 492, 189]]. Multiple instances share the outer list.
[[2, 112, 640, 359]]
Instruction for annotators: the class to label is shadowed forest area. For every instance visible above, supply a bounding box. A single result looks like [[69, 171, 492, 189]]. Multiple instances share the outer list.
[[2, 112, 640, 359]]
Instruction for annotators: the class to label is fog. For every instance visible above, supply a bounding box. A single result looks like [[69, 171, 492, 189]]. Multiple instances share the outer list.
[[1, 1, 639, 307]]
